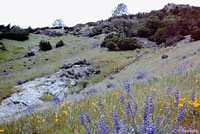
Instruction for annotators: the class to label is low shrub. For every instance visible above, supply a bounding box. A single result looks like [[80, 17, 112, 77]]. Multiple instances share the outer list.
[[1, 27, 29, 41], [154, 27, 167, 45], [101, 37, 142, 51], [137, 26, 153, 38], [39, 40, 52, 51], [56, 40, 65, 48], [191, 28, 200, 41]]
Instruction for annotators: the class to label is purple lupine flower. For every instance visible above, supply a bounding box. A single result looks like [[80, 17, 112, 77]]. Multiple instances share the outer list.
[[133, 100, 138, 116], [52, 96, 61, 105], [120, 117, 128, 134], [111, 125, 115, 134], [125, 81, 131, 94], [156, 115, 161, 127], [85, 129, 90, 134], [167, 85, 172, 98], [177, 106, 185, 123], [179, 127, 186, 134], [174, 89, 179, 107], [190, 122, 194, 130], [98, 97, 103, 107], [125, 101, 131, 118], [192, 93, 195, 102], [149, 97, 154, 114], [165, 104, 170, 117], [80, 112, 85, 126], [172, 125, 179, 134], [143, 97, 149, 128], [113, 109, 120, 133], [140, 124, 145, 134], [98, 118, 109, 134], [136, 71, 147, 80], [119, 93, 125, 106], [85, 111, 92, 124], [147, 124, 155, 134]]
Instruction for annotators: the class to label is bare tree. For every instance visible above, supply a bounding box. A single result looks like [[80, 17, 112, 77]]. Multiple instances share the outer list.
[[52, 19, 65, 29], [112, 3, 129, 16]]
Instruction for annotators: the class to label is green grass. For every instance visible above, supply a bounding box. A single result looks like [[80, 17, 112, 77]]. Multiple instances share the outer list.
[[0, 33, 141, 102]]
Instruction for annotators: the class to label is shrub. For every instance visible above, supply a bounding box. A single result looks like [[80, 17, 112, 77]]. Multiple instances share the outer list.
[[56, 40, 65, 48], [1, 27, 29, 41], [154, 27, 167, 45], [101, 37, 142, 51], [39, 40, 52, 51], [137, 26, 154, 38], [191, 28, 200, 41]]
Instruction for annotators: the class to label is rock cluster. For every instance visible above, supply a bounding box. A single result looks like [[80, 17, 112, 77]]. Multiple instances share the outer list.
[[0, 59, 101, 119]]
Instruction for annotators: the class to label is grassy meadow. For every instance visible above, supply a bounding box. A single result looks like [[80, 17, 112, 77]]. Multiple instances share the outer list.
[[1, 32, 200, 133]]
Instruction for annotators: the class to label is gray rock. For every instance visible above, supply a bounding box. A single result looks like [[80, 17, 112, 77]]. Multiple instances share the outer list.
[[24, 51, 35, 57], [162, 55, 168, 59]]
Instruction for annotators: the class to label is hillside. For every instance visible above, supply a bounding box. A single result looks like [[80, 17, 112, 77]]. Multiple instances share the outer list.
[[0, 3, 200, 134]]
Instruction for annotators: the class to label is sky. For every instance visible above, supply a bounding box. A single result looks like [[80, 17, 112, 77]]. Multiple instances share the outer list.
[[0, 0, 200, 28]]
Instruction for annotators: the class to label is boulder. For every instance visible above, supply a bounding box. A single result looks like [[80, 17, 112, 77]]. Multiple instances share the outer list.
[[162, 55, 168, 59], [24, 51, 35, 57]]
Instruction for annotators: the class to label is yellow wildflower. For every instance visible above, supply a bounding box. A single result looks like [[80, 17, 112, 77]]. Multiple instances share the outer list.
[[179, 98, 186, 101], [193, 102, 200, 108], [150, 88, 156, 91], [37, 120, 41, 123], [112, 92, 118, 96], [36, 126, 38, 129], [59, 115, 62, 118], [42, 119, 45, 122], [62, 111, 67, 115], [196, 80, 199, 84], [178, 103, 183, 107], [92, 103, 97, 107], [96, 101, 98, 104], [0, 130, 4, 133], [101, 96, 104, 99], [60, 103, 66, 108], [195, 97, 198, 102], [30, 117, 33, 120], [189, 101, 193, 105], [55, 119, 59, 122], [36, 115, 39, 119], [33, 114, 35, 117], [159, 101, 162, 104], [68, 106, 70, 109], [56, 115, 58, 118]]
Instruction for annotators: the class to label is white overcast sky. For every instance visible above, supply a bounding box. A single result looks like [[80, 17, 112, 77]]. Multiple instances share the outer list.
[[0, 0, 200, 28]]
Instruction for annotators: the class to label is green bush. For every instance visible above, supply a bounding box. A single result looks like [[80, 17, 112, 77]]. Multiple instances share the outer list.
[[101, 37, 142, 51], [154, 27, 167, 45], [137, 26, 154, 38], [191, 28, 200, 41], [39, 40, 52, 51], [56, 40, 65, 48], [1, 27, 29, 41]]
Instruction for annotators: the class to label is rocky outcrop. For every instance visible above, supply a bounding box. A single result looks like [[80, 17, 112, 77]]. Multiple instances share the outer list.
[[34, 30, 64, 37], [0, 59, 100, 119]]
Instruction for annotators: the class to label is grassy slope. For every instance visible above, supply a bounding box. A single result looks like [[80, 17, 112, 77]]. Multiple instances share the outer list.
[[1, 35, 200, 133], [0, 33, 140, 101]]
